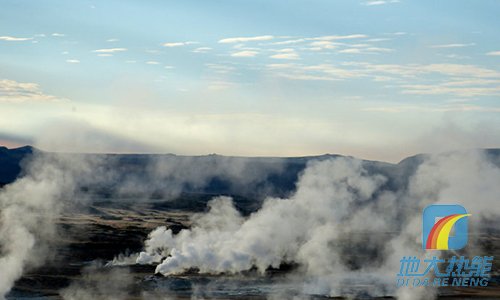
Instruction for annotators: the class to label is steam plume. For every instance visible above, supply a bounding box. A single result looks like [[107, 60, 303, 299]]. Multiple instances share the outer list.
[[136, 151, 500, 299]]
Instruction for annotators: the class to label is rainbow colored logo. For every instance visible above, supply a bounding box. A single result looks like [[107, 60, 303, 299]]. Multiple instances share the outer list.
[[423, 204, 470, 250]]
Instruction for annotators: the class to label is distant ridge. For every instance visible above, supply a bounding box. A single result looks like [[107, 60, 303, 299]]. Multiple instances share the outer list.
[[0, 145, 35, 186], [0, 145, 499, 202]]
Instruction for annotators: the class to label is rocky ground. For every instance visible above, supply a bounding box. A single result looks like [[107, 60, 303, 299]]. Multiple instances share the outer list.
[[6, 199, 500, 299]]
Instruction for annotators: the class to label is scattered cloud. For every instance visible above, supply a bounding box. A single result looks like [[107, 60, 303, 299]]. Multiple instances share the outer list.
[[192, 47, 212, 53], [0, 36, 33, 42], [164, 65, 175, 69], [93, 48, 127, 53], [271, 38, 306, 45], [270, 53, 300, 60], [344, 62, 500, 78], [365, 47, 394, 53], [430, 43, 475, 48], [364, 104, 500, 113], [272, 34, 368, 47], [146, 61, 160, 65], [0, 79, 64, 102], [387, 32, 407, 36], [339, 48, 362, 54], [417, 63, 500, 77], [309, 41, 338, 50], [66, 59, 80, 64], [266, 63, 352, 81], [219, 35, 274, 44], [312, 34, 368, 41], [207, 81, 235, 91], [305, 42, 396, 55], [206, 63, 236, 74], [367, 38, 392, 42], [401, 84, 500, 97], [107, 38, 119, 42], [51, 33, 65, 37], [270, 49, 300, 60], [231, 50, 258, 57], [486, 51, 500, 56], [363, 0, 400, 6], [443, 54, 470, 59], [266, 61, 500, 98], [162, 41, 197, 47]]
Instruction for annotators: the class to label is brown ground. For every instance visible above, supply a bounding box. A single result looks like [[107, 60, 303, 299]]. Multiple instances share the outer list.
[[8, 202, 500, 299]]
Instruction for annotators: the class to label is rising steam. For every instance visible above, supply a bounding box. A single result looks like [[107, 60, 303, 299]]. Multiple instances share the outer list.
[[135, 150, 500, 299], [0, 149, 498, 299], [0, 152, 104, 299]]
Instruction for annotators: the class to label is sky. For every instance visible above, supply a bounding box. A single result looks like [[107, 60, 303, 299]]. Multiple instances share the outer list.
[[1, 0, 499, 162]]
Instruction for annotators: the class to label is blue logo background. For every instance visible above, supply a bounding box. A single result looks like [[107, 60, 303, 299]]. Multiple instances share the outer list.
[[422, 204, 469, 250]]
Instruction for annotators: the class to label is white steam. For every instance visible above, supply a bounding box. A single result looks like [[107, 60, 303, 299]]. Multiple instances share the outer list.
[[1, 149, 498, 299], [60, 263, 134, 300], [0, 153, 104, 299], [136, 151, 500, 299], [0, 150, 286, 298]]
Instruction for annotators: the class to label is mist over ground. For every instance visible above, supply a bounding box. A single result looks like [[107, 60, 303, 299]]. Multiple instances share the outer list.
[[0, 146, 499, 299]]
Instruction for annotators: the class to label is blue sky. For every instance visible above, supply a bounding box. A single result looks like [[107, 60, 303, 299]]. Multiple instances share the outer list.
[[1, 0, 499, 161]]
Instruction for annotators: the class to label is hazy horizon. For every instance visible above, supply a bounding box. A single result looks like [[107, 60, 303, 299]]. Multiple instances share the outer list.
[[1, 0, 500, 162]]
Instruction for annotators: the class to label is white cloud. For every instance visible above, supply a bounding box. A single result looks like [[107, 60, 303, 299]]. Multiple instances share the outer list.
[[339, 48, 362, 54], [364, 104, 500, 113], [107, 38, 119, 42], [0, 36, 33, 42], [363, 0, 400, 6], [345, 62, 500, 78], [309, 41, 338, 50], [51, 33, 65, 37], [303, 64, 364, 79], [162, 41, 197, 47], [486, 51, 500, 56], [443, 54, 470, 59], [430, 43, 475, 48], [66, 59, 80, 64], [401, 84, 500, 97], [367, 38, 392, 42], [270, 49, 300, 60], [192, 47, 212, 53], [312, 34, 368, 41], [93, 48, 127, 53], [164, 65, 175, 69], [350, 43, 371, 48], [272, 34, 368, 46], [146, 61, 160, 65], [388, 32, 407, 36], [365, 47, 394, 53], [418, 64, 500, 77], [266, 61, 500, 98], [206, 63, 236, 74], [272, 38, 306, 45], [231, 50, 258, 57], [219, 35, 274, 44], [267, 63, 357, 81], [207, 81, 235, 91], [0, 79, 64, 103]]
